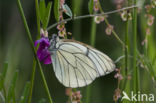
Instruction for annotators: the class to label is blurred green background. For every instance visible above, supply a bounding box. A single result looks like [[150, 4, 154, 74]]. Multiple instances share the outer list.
[[0, 0, 156, 103]]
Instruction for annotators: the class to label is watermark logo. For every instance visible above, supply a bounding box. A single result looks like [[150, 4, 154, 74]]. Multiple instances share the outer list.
[[122, 91, 131, 101], [122, 91, 155, 102]]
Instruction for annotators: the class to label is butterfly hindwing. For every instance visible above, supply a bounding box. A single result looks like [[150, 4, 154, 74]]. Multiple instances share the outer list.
[[88, 48, 115, 76], [51, 40, 115, 88]]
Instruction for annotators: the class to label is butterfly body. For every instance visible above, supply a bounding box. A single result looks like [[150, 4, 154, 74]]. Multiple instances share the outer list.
[[49, 35, 115, 88]]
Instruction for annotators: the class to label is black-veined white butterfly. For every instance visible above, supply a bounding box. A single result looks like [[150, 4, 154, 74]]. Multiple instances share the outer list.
[[49, 34, 115, 88]]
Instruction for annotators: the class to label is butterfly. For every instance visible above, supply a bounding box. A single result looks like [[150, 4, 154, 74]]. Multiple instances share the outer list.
[[49, 34, 115, 88]]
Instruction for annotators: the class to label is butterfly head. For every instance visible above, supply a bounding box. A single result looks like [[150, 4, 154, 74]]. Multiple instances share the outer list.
[[49, 34, 59, 51]]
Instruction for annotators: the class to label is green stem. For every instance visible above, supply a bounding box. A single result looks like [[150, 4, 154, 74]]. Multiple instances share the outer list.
[[47, 5, 137, 31], [28, 0, 41, 102], [122, 0, 130, 91], [85, 85, 92, 103], [13, 90, 16, 103], [3, 87, 6, 101], [28, 58, 36, 103], [121, 21, 129, 91], [90, 18, 97, 46], [122, 14, 131, 103], [35, 0, 40, 34], [85, 18, 97, 103], [38, 61, 53, 103], [125, 20, 129, 76], [72, 0, 83, 41], [132, 0, 139, 100], [17, 0, 53, 103]]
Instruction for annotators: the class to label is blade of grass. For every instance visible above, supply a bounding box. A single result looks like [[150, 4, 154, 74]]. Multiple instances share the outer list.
[[122, 12, 131, 103], [28, 58, 36, 103], [147, 25, 156, 73], [28, 0, 41, 102], [35, 0, 40, 34], [6, 71, 18, 103], [0, 91, 5, 103], [19, 82, 30, 103], [0, 62, 8, 91], [44, 2, 52, 29], [39, 0, 52, 29], [0, 62, 8, 102], [124, 20, 129, 76], [88, 0, 94, 14], [132, 0, 139, 98], [16, 0, 53, 103], [54, 0, 60, 22]]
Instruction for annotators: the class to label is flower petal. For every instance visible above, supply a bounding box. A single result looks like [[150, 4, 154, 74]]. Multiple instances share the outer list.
[[35, 37, 51, 64], [34, 39, 41, 47], [37, 47, 48, 61], [44, 55, 52, 64]]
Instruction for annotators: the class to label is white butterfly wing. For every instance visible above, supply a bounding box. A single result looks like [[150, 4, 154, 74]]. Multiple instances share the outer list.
[[51, 40, 115, 88], [88, 48, 115, 76]]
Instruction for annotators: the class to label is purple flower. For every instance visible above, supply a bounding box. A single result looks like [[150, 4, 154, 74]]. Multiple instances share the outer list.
[[34, 37, 52, 64]]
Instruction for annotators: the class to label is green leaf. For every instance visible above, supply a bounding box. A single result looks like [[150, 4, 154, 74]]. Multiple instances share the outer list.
[[39, 0, 46, 24], [43, 2, 52, 29], [0, 62, 8, 90], [39, 0, 52, 29], [6, 71, 18, 103], [63, 4, 72, 18], [19, 82, 30, 103], [54, 0, 60, 22], [88, 0, 94, 14]]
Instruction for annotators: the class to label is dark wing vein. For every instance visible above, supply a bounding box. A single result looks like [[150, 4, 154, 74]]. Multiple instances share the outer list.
[[60, 47, 102, 74], [67, 63, 70, 87], [75, 58, 88, 85], [58, 51, 76, 68], [91, 50, 114, 70], [98, 53, 114, 70], [57, 52, 64, 83], [89, 51, 107, 74], [59, 51, 70, 86], [58, 50, 79, 87], [58, 51, 79, 87], [73, 67, 79, 87], [74, 57, 79, 87], [58, 43, 83, 52], [74, 55, 97, 72], [59, 49, 97, 72], [57, 49, 97, 87], [77, 59, 94, 81], [92, 50, 114, 67], [54, 55, 56, 72]]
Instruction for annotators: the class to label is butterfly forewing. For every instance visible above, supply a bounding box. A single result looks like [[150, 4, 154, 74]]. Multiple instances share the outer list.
[[51, 39, 115, 88]]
